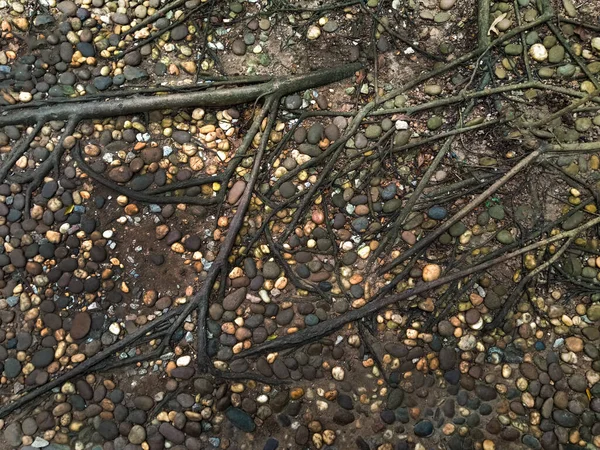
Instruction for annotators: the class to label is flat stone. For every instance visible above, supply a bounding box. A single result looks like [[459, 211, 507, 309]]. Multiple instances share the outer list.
[[414, 420, 433, 437], [263, 261, 280, 279], [223, 287, 246, 311], [428, 206, 447, 220], [108, 166, 133, 183], [227, 180, 246, 204], [171, 24, 188, 41], [439, 348, 457, 370], [588, 304, 600, 321], [285, 95, 302, 110], [32, 348, 54, 368], [488, 205, 505, 220], [226, 407, 256, 432], [4, 358, 21, 377], [123, 66, 148, 81], [57, 1, 77, 16], [159, 422, 185, 444], [552, 410, 579, 427], [475, 384, 497, 401], [128, 424, 146, 445], [111, 13, 130, 25], [4, 422, 22, 447], [563, 211, 584, 230], [71, 312, 91, 339], [98, 421, 119, 440], [333, 409, 354, 425]]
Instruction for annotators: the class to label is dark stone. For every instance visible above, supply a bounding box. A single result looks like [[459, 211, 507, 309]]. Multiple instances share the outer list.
[[414, 420, 433, 437], [31, 348, 54, 368], [98, 421, 119, 440], [226, 407, 256, 432]]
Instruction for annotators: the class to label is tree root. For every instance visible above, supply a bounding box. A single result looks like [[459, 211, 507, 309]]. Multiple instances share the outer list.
[[235, 214, 600, 359]]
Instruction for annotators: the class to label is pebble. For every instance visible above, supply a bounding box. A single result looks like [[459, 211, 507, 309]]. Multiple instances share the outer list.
[[0, 4, 598, 450]]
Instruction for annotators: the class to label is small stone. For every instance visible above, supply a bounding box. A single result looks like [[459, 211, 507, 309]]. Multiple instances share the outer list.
[[307, 25, 321, 40], [365, 124, 382, 139], [424, 84, 442, 95], [552, 410, 579, 427], [422, 264, 441, 282], [108, 166, 133, 183], [488, 205, 505, 220]]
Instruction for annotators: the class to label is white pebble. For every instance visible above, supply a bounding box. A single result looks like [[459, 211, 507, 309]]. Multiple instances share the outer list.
[[19, 92, 32, 103], [395, 120, 409, 130], [331, 366, 345, 381], [109, 323, 121, 335], [176, 355, 191, 367]]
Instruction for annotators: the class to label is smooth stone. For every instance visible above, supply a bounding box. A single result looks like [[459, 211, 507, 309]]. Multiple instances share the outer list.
[[475, 384, 497, 401], [4, 358, 21, 377], [552, 410, 579, 427], [159, 422, 185, 444], [439, 347, 457, 370], [232, 39, 247, 56], [448, 222, 466, 237], [333, 410, 354, 425], [3, 422, 22, 447], [285, 95, 302, 110], [505, 44, 523, 55], [414, 420, 433, 437], [98, 421, 119, 440], [562, 211, 583, 230], [427, 116, 443, 130], [32, 348, 54, 368], [496, 230, 514, 244], [365, 124, 382, 139], [279, 182, 296, 198], [223, 288, 246, 311], [171, 25, 188, 41], [548, 45, 565, 63], [71, 312, 91, 339], [488, 205, 505, 220], [428, 206, 447, 220], [263, 261, 280, 279]]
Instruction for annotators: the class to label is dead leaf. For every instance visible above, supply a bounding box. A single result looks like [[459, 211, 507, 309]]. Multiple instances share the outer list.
[[487, 13, 507, 36], [356, 70, 366, 84], [574, 26, 590, 42]]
